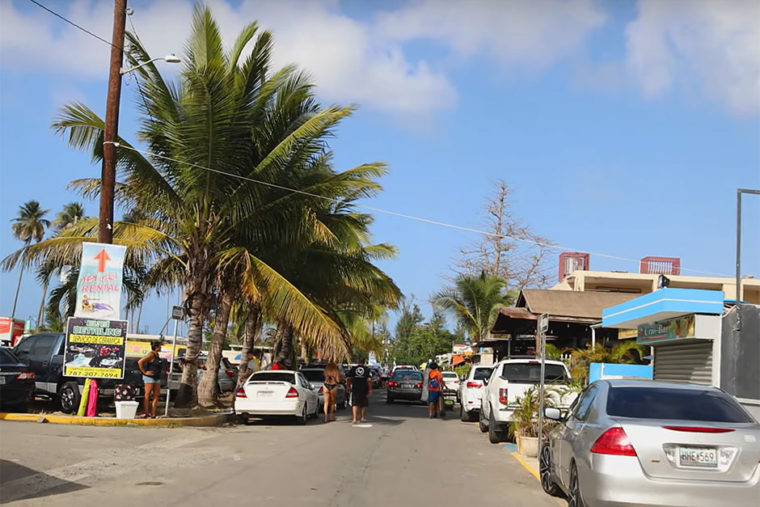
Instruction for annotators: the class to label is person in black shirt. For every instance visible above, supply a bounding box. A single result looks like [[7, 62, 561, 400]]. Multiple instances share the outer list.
[[347, 358, 372, 424]]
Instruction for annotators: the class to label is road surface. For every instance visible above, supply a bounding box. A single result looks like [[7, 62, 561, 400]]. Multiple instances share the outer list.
[[0, 390, 562, 506]]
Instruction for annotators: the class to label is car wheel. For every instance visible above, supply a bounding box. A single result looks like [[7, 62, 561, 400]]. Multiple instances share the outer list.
[[460, 403, 471, 422], [478, 405, 489, 433], [296, 405, 307, 425], [488, 407, 504, 444], [568, 462, 585, 507], [58, 381, 81, 414], [539, 445, 562, 497]]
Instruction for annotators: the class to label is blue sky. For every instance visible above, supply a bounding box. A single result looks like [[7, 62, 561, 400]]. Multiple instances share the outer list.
[[1, 0, 758, 336]]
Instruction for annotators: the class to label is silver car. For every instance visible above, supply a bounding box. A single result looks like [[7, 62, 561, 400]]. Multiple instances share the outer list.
[[540, 379, 760, 507]]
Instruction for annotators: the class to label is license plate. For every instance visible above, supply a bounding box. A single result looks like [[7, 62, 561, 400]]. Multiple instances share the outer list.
[[400, 383, 411, 389], [257, 391, 273, 398], [678, 446, 717, 468], [0, 376, 5, 385]]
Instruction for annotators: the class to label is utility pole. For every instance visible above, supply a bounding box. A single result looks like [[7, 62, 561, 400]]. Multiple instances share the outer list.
[[99, 0, 128, 244]]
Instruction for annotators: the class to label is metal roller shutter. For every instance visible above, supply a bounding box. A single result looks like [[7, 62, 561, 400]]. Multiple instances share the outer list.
[[653, 341, 713, 386]]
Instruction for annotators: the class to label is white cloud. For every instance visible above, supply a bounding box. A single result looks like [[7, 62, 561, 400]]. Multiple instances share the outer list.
[[626, 0, 760, 115], [374, 0, 606, 68]]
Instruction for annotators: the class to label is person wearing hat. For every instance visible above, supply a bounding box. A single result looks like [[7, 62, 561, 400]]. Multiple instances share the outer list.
[[427, 362, 446, 418]]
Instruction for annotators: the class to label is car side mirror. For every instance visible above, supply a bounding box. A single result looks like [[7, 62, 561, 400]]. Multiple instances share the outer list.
[[483, 378, 489, 386], [544, 407, 563, 421]]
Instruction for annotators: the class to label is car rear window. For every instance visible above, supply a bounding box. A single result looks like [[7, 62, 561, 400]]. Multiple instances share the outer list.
[[393, 371, 422, 381], [442, 372, 458, 379], [250, 372, 295, 383], [607, 387, 754, 423], [301, 370, 326, 382], [0, 348, 19, 363], [500, 363, 567, 383], [473, 367, 492, 381]]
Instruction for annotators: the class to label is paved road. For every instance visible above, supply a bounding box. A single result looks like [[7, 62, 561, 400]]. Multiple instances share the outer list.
[[0, 390, 563, 507]]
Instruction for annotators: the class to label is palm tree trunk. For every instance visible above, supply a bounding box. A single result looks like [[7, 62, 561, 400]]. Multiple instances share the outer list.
[[198, 292, 233, 407], [135, 304, 143, 333], [37, 279, 49, 330], [238, 303, 262, 384], [10, 262, 26, 323], [276, 322, 294, 365], [174, 288, 206, 408]]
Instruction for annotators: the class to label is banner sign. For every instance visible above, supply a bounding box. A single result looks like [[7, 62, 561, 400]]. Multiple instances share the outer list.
[[75, 242, 127, 321], [637, 315, 695, 344], [64, 318, 127, 379]]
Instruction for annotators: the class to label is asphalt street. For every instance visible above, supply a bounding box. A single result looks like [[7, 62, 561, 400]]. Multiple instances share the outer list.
[[0, 390, 563, 507]]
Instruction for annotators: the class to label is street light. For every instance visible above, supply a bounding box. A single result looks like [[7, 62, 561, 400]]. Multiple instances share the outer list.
[[120, 53, 181, 75]]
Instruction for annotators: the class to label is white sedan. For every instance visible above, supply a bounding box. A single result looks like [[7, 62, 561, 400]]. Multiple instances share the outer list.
[[234, 370, 319, 424]]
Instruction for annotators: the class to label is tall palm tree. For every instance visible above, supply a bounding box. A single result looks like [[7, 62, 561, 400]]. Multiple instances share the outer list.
[[9, 201, 49, 324], [433, 271, 513, 342], [53, 202, 85, 231], [14, 6, 398, 407]]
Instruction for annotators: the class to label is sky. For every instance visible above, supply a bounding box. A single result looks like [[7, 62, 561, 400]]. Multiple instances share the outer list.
[[1, 0, 759, 337]]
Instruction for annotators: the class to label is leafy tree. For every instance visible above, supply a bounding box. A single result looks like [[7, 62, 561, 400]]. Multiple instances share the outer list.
[[433, 271, 513, 342], [9, 201, 49, 324], [568, 342, 644, 384]]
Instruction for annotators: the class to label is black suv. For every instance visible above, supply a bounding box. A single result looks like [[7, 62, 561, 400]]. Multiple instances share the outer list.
[[13, 333, 145, 413]]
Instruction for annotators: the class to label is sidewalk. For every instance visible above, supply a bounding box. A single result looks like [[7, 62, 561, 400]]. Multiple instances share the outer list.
[[0, 411, 232, 427]]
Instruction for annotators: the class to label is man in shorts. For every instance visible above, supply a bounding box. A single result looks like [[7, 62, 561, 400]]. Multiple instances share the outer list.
[[427, 362, 446, 418], [347, 358, 372, 424]]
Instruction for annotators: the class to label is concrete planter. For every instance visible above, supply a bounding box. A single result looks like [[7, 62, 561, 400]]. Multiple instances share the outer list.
[[519, 436, 539, 457]]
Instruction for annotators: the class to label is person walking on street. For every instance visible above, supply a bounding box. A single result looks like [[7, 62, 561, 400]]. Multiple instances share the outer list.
[[322, 362, 343, 423], [427, 362, 446, 419], [137, 341, 164, 418], [347, 359, 372, 424]]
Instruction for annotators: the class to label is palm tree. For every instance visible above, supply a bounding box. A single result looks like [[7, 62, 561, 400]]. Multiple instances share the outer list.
[[433, 271, 513, 342], [53, 202, 85, 231], [9, 201, 49, 324], [14, 6, 398, 407]]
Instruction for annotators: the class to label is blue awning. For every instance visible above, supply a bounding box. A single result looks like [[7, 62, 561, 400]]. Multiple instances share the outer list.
[[602, 288, 723, 329]]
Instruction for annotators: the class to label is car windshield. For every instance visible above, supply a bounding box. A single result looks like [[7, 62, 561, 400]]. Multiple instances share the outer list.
[[0, 348, 19, 364], [607, 386, 754, 423], [473, 368, 492, 381], [500, 363, 567, 383], [250, 372, 295, 383], [301, 370, 326, 382], [392, 371, 422, 381]]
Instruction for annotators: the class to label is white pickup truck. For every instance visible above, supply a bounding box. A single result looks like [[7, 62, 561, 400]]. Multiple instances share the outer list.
[[479, 358, 576, 444]]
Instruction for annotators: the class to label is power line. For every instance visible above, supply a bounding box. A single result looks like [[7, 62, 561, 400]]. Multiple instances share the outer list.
[[27, 0, 119, 49], [104, 141, 734, 278]]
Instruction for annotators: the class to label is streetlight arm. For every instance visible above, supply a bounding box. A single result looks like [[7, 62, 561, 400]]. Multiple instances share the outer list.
[[120, 54, 180, 75]]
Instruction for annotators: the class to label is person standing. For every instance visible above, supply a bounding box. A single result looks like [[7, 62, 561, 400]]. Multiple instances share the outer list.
[[245, 350, 260, 376], [427, 362, 446, 419], [347, 359, 372, 424], [137, 341, 164, 418], [322, 362, 343, 423]]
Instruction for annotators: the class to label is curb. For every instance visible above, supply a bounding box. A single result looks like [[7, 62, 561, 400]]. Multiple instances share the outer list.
[[0, 412, 232, 427]]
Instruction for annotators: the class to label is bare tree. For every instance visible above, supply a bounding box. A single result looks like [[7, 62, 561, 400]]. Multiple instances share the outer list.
[[458, 180, 553, 290]]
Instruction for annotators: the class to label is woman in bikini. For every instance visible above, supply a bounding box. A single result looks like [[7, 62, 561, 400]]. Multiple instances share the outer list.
[[322, 362, 343, 423]]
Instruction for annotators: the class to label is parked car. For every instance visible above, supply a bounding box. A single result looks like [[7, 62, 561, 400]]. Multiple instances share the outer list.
[[234, 370, 319, 424], [540, 379, 760, 507], [458, 365, 493, 422], [301, 367, 347, 411], [13, 333, 147, 413], [387, 370, 423, 404], [441, 371, 460, 396], [0, 347, 35, 410], [480, 358, 575, 443], [169, 356, 239, 393]]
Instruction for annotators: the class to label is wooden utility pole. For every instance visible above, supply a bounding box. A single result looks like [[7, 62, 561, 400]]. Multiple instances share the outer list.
[[98, 0, 127, 244]]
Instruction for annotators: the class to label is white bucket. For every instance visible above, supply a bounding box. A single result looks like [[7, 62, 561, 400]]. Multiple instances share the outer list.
[[115, 400, 139, 419]]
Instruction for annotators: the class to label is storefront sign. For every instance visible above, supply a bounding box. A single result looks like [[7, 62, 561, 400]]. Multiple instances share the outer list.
[[64, 318, 127, 379], [637, 315, 695, 344], [75, 242, 127, 321]]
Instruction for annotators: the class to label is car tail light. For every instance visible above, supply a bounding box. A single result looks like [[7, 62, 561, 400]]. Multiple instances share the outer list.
[[16, 372, 35, 381], [318, 386, 324, 394], [590, 427, 637, 456], [388, 381, 396, 387], [225, 370, 234, 377], [498, 388, 508, 405], [415, 382, 423, 388], [466, 381, 482, 388], [286, 387, 299, 398], [663, 425, 734, 433], [235, 387, 247, 398]]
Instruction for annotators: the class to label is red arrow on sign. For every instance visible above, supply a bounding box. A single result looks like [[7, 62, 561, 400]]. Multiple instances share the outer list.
[[94, 249, 111, 273]]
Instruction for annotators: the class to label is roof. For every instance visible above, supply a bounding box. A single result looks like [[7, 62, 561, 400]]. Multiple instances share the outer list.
[[517, 290, 637, 320]]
